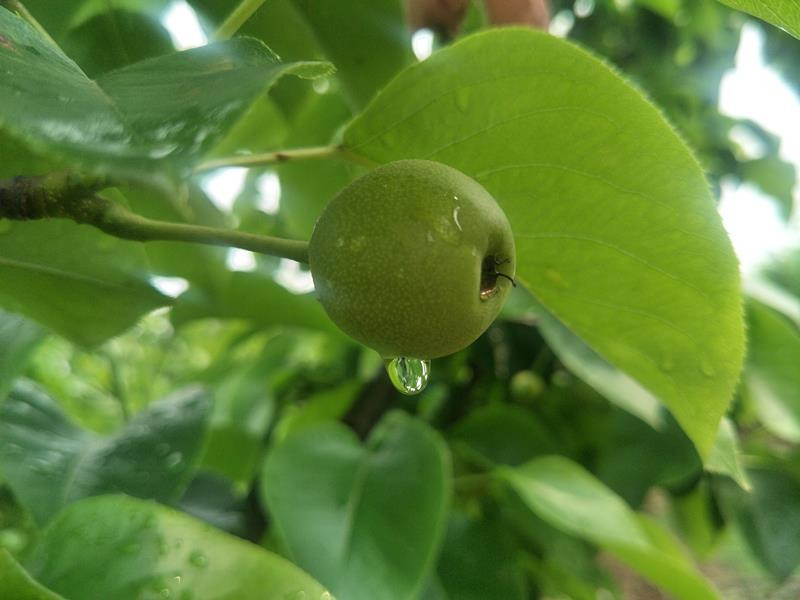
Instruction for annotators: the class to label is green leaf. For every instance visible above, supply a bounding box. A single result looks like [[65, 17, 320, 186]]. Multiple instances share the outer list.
[[0, 220, 168, 346], [449, 403, 558, 466], [23, 495, 333, 600], [0, 380, 211, 524], [261, 411, 451, 600], [740, 156, 796, 221], [171, 271, 338, 335], [530, 292, 663, 428], [0, 8, 331, 177], [717, 0, 800, 39], [745, 301, 800, 442], [720, 465, 800, 579], [0, 551, 65, 600], [0, 310, 44, 399], [433, 511, 528, 600], [343, 29, 744, 457], [272, 381, 361, 445], [289, 0, 414, 110], [707, 417, 751, 490], [498, 456, 720, 599]]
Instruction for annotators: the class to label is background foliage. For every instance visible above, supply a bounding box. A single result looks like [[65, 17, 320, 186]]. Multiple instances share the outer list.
[[0, 0, 799, 598]]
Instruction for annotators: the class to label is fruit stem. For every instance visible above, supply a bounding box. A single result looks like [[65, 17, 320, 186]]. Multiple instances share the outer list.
[[98, 201, 310, 263], [194, 144, 340, 172], [0, 173, 310, 263], [213, 0, 268, 40]]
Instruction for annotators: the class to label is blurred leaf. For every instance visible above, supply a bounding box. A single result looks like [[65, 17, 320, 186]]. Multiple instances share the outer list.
[[344, 29, 744, 458], [0, 381, 211, 524], [200, 362, 276, 486], [277, 90, 356, 239], [721, 466, 800, 579], [272, 381, 361, 445], [0, 310, 44, 400], [530, 292, 663, 429], [0, 551, 65, 600], [289, 0, 415, 110], [595, 412, 701, 506], [261, 411, 451, 600], [499, 456, 720, 599], [740, 156, 796, 220], [171, 271, 337, 335], [449, 403, 558, 466], [59, 9, 174, 78], [717, 0, 800, 39], [0, 8, 330, 178], [0, 220, 167, 346], [707, 417, 750, 490], [433, 511, 527, 600], [23, 495, 332, 600], [745, 301, 800, 442]]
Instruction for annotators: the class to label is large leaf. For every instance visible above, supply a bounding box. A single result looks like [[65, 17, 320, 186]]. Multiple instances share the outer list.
[[0, 220, 167, 346], [343, 29, 744, 457], [530, 292, 663, 428], [745, 301, 800, 442], [0, 380, 211, 524], [0, 551, 65, 600], [0, 7, 330, 177], [717, 0, 800, 39], [0, 310, 44, 399], [261, 411, 451, 600], [23, 495, 332, 600], [499, 456, 720, 599]]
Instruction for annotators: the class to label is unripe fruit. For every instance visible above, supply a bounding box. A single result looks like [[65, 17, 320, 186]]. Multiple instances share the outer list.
[[309, 159, 515, 359]]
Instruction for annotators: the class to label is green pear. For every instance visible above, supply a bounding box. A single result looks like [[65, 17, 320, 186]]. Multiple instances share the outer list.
[[309, 159, 515, 359]]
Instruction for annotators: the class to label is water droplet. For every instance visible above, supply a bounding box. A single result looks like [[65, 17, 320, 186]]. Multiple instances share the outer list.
[[700, 359, 716, 377], [452, 206, 463, 231], [385, 357, 430, 395], [479, 286, 498, 301], [335, 237, 344, 248], [188, 550, 208, 568], [156, 442, 170, 457], [56, 94, 70, 104], [166, 452, 183, 469], [320, 592, 333, 600], [160, 589, 171, 599]]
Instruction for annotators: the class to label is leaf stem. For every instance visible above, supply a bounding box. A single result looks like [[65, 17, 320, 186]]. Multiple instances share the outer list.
[[2, 0, 59, 47], [195, 144, 341, 172], [213, 0, 267, 41]]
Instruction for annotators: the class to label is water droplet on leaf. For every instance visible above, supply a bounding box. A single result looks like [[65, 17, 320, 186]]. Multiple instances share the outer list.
[[385, 357, 430, 395], [188, 550, 208, 568], [166, 452, 183, 469], [700, 359, 716, 377]]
